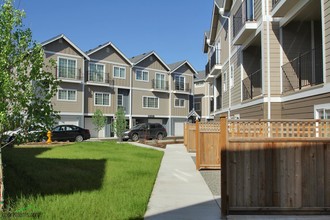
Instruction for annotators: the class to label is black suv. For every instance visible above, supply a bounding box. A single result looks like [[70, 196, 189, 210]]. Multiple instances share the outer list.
[[122, 123, 167, 141]]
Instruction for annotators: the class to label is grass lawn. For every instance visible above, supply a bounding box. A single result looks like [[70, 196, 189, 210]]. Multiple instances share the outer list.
[[2, 141, 163, 219]]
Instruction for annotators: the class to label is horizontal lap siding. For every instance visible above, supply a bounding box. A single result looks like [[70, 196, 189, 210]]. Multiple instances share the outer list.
[[231, 103, 264, 119], [325, 0, 330, 83], [52, 83, 83, 113], [85, 85, 116, 115], [131, 90, 169, 116], [231, 50, 242, 106], [254, 0, 262, 21]]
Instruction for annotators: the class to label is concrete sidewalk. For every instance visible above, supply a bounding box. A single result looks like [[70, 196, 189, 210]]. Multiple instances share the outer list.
[[144, 144, 221, 220]]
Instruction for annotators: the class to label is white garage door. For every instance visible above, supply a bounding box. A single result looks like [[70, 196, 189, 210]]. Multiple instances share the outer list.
[[174, 122, 184, 137], [85, 118, 105, 138], [58, 121, 79, 126]]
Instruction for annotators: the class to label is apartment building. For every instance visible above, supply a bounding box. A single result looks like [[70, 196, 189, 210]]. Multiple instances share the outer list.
[[203, 0, 330, 120], [194, 71, 214, 121], [42, 34, 197, 137]]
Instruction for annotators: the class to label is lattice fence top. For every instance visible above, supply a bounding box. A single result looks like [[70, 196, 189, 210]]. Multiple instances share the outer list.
[[228, 119, 330, 139], [199, 121, 221, 132]]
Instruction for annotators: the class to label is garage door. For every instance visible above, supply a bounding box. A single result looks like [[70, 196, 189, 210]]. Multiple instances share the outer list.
[[148, 119, 163, 124], [85, 118, 105, 138], [58, 121, 79, 126], [174, 122, 184, 136]]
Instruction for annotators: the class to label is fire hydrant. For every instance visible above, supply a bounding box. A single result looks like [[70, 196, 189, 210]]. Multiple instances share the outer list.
[[46, 130, 52, 144]]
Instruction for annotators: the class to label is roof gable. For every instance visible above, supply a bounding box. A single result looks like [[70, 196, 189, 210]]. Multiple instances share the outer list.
[[130, 51, 170, 71], [169, 60, 198, 76]]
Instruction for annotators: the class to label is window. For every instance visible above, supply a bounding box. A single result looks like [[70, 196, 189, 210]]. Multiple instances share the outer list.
[[175, 75, 185, 91], [58, 57, 77, 79], [114, 66, 126, 79], [155, 73, 166, 90], [94, 92, 110, 106], [136, 69, 148, 81], [175, 98, 185, 107], [117, 94, 123, 106], [223, 71, 227, 92], [230, 65, 234, 89], [143, 96, 159, 108], [58, 89, 77, 101], [89, 63, 105, 82], [317, 109, 330, 119]]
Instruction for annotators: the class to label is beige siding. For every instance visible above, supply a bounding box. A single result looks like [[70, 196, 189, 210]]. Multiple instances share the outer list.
[[131, 90, 169, 116], [222, 63, 229, 108], [89, 46, 130, 65], [231, 103, 264, 119], [44, 40, 82, 57], [269, 22, 281, 96], [324, 0, 330, 83], [231, 50, 242, 105], [254, 0, 262, 21], [172, 94, 189, 116], [136, 54, 168, 71], [132, 68, 154, 90], [220, 20, 230, 64], [52, 83, 83, 113], [85, 85, 116, 115], [282, 93, 330, 119], [194, 83, 206, 95], [270, 102, 282, 119]]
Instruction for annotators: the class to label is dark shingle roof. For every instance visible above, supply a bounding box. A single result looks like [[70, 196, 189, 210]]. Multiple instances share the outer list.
[[129, 51, 154, 64]]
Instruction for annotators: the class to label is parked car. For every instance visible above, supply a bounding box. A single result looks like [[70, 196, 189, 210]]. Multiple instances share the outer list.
[[122, 123, 167, 141], [51, 125, 90, 142], [3, 127, 47, 145]]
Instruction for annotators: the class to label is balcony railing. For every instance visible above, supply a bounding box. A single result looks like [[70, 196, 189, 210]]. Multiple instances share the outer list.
[[175, 83, 191, 93], [86, 72, 114, 85], [210, 49, 221, 71], [242, 69, 262, 100], [56, 67, 82, 80], [151, 79, 169, 91], [282, 48, 323, 94], [233, 0, 255, 38]]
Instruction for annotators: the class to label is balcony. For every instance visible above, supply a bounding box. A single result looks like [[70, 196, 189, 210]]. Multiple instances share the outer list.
[[232, 0, 258, 45], [56, 67, 82, 82], [242, 69, 262, 100], [151, 79, 169, 92], [271, 0, 300, 17], [86, 72, 114, 86], [174, 83, 191, 94], [208, 49, 222, 76], [282, 48, 323, 94]]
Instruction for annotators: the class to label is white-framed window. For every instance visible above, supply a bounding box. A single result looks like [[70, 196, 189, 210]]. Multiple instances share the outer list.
[[175, 75, 185, 91], [174, 98, 185, 108], [58, 57, 77, 79], [223, 71, 227, 92], [57, 89, 77, 101], [230, 65, 234, 89], [316, 109, 330, 119], [155, 73, 166, 90], [143, 96, 159, 108], [94, 92, 110, 106], [114, 66, 126, 79], [117, 94, 123, 106], [136, 69, 149, 81], [89, 63, 105, 82]]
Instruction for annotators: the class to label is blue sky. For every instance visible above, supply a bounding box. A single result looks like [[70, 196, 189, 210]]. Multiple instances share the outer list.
[[16, 0, 213, 71]]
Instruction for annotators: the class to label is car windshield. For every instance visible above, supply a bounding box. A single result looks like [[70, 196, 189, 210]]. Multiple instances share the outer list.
[[131, 124, 146, 130]]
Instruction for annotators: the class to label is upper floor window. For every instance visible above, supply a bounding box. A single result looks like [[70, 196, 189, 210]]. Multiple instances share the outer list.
[[174, 98, 185, 108], [57, 89, 77, 101], [155, 73, 166, 90], [94, 92, 110, 106], [136, 69, 149, 81], [175, 75, 185, 91], [117, 94, 123, 107], [143, 96, 158, 108], [89, 63, 105, 82], [58, 57, 77, 79], [114, 66, 126, 79]]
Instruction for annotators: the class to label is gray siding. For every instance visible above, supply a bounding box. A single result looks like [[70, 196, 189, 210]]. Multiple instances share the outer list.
[[254, 0, 262, 21], [172, 94, 189, 116], [85, 85, 115, 115], [131, 90, 169, 116], [231, 103, 264, 119], [52, 83, 83, 113], [324, 0, 330, 83], [44, 40, 82, 57], [231, 50, 242, 105]]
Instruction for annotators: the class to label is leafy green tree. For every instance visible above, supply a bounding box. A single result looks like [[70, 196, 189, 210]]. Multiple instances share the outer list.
[[112, 107, 127, 141], [0, 0, 59, 146], [92, 109, 106, 136]]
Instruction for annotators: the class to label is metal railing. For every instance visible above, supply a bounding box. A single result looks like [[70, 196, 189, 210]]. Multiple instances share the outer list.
[[56, 67, 82, 80], [210, 49, 221, 71], [233, 0, 255, 38], [282, 48, 323, 93], [205, 62, 210, 76], [86, 72, 114, 85], [151, 79, 169, 91], [175, 82, 191, 93], [242, 69, 262, 100]]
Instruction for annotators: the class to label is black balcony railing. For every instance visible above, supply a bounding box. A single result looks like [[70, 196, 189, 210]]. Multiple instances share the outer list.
[[205, 62, 210, 76], [233, 0, 255, 38], [210, 49, 221, 71], [175, 82, 191, 93], [242, 69, 262, 100], [282, 48, 323, 94], [272, 0, 281, 8], [86, 72, 114, 85], [56, 67, 82, 80], [216, 95, 222, 110], [151, 79, 169, 91]]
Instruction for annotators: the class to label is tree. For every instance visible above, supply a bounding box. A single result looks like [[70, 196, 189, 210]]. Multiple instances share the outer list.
[[112, 107, 127, 141], [0, 0, 59, 145], [92, 109, 106, 137]]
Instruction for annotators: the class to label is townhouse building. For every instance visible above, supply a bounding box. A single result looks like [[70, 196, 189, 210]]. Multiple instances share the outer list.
[[194, 71, 214, 121], [42, 34, 197, 138], [202, 0, 330, 120]]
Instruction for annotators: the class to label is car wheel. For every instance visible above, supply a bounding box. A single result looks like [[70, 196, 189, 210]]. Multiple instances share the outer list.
[[132, 133, 139, 142], [75, 135, 83, 142], [157, 133, 164, 140]]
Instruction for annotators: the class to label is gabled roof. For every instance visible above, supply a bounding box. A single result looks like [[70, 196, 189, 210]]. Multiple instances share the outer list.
[[130, 51, 171, 71], [168, 60, 198, 76], [41, 34, 90, 60], [187, 109, 200, 120], [195, 71, 206, 82], [86, 42, 132, 65]]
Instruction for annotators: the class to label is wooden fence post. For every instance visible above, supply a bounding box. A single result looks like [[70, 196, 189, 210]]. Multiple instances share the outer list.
[[220, 116, 228, 217], [196, 120, 200, 170]]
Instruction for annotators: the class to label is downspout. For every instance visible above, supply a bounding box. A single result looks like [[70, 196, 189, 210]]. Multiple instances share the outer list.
[[169, 71, 172, 136], [129, 66, 133, 128], [266, 0, 271, 120], [81, 59, 85, 128]]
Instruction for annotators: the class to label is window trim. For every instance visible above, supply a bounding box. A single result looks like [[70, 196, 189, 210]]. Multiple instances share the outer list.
[[136, 69, 149, 82], [89, 62, 105, 83], [174, 98, 185, 108], [94, 92, 111, 106], [57, 89, 77, 102], [113, 66, 126, 79], [175, 75, 185, 91], [142, 96, 159, 109], [314, 103, 330, 119], [155, 72, 166, 89], [57, 56, 78, 79], [117, 94, 124, 106]]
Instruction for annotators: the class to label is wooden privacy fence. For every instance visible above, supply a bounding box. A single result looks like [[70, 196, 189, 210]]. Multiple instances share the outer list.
[[220, 117, 330, 216], [184, 123, 197, 152]]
